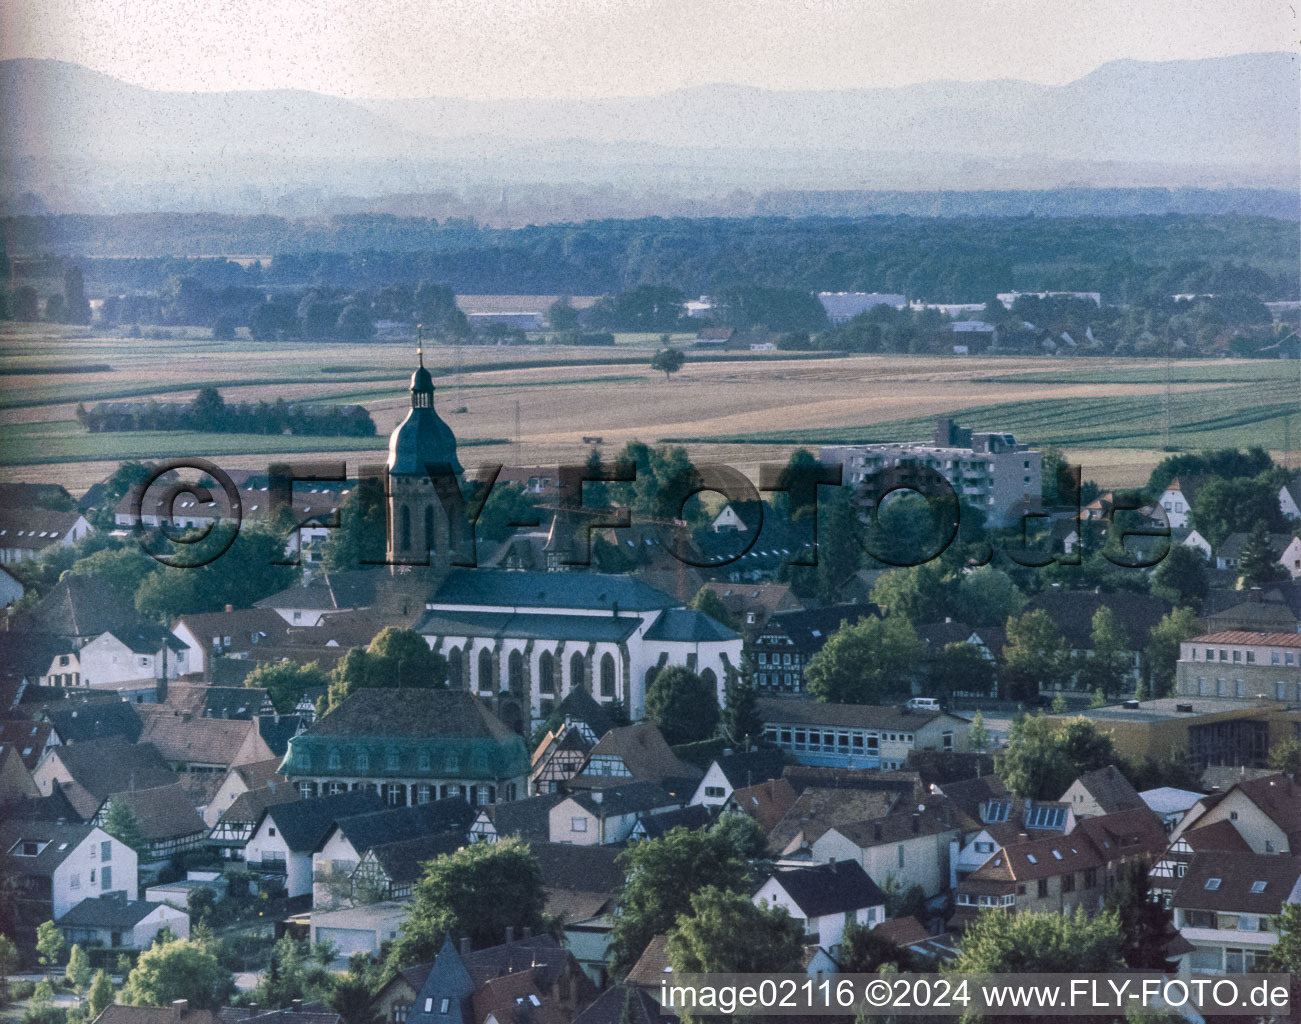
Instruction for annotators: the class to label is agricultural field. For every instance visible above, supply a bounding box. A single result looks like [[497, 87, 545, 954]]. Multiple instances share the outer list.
[[1, 324, 1297, 494]]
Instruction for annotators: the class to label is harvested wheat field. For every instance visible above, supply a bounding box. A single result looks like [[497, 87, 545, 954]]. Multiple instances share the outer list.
[[2, 324, 1297, 494]]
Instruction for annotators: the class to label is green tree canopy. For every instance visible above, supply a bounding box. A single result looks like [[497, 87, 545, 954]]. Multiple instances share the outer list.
[[1150, 543, 1209, 609], [1237, 520, 1288, 587], [950, 907, 1123, 973], [386, 839, 548, 973], [869, 563, 955, 625], [1000, 609, 1069, 701], [644, 666, 720, 745], [87, 970, 116, 1018], [1189, 476, 1285, 547], [1104, 858, 1179, 970], [123, 939, 234, 1010], [1144, 607, 1200, 698], [244, 660, 332, 714], [925, 642, 995, 701], [688, 587, 738, 631], [805, 615, 922, 705], [668, 885, 804, 977], [650, 346, 686, 381], [997, 714, 1118, 799], [1073, 606, 1132, 697], [954, 566, 1026, 627], [66, 944, 92, 995], [102, 799, 149, 856], [36, 921, 65, 973], [609, 820, 764, 976]]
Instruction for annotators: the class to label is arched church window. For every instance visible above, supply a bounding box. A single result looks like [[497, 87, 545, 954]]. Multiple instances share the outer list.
[[478, 648, 494, 692], [600, 653, 616, 697], [424, 505, 434, 553], [508, 650, 524, 695], [539, 652, 555, 694], [400, 505, 411, 550], [570, 652, 585, 690]]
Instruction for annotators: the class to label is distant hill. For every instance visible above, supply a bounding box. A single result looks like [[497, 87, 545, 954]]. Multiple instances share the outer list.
[[1, 53, 1296, 218]]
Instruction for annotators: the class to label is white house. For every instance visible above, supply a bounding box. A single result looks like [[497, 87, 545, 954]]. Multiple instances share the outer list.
[[58, 892, 189, 949], [0, 566, 24, 607], [1156, 477, 1208, 530], [1182, 530, 1213, 560], [1170, 851, 1301, 974], [807, 809, 960, 898], [0, 509, 92, 564], [73, 627, 189, 689], [243, 789, 383, 898], [1279, 474, 1301, 522], [310, 900, 410, 957], [689, 750, 784, 809], [752, 860, 886, 951], [1280, 536, 1301, 579], [816, 293, 907, 323], [0, 820, 138, 921], [548, 783, 679, 846]]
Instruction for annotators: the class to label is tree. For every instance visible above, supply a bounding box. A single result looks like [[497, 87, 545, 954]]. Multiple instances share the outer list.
[[650, 346, 686, 381], [968, 710, 990, 753], [869, 564, 955, 625], [1145, 607, 1200, 698], [839, 921, 913, 973], [0, 933, 18, 1003], [688, 587, 738, 631], [102, 799, 149, 855], [67, 546, 159, 598], [1189, 476, 1284, 547], [63, 265, 91, 325], [1073, 606, 1131, 697], [243, 660, 332, 714], [1104, 859, 1179, 970], [721, 674, 762, 749], [66, 944, 92, 996], [475, 483, 540, 544], [186, 887, 218, 929], [805, 616, 922, 705], [1268, 735, 1301, 776], [645, 666, 720, 745], [87, 971, 115, 1018], [547, 296, 581, 331], [950, 907, 1123, 973], [36, 921, 65, 974], [954, 566, 1026, 627], [667, 885, 804, 977], [1151, 543, 1208, 609], [211, 315, 238, 341], [925, 642, 995, 701], [335, 303, 375, 342], [812, 481, 862, 603], [609, 820, 763, 975], [387, 839, 548, 971], [1000, 610, 1069, 701], [123, 939, 234, 1010], [322, 474, 387, 570], [997, 714, 1116, 799], [1266, 900, 1301, 974], [1237, 520, 1287, 587]]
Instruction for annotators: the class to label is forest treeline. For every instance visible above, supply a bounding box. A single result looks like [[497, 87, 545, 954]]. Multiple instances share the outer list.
[[4, 212, 1298, 302]]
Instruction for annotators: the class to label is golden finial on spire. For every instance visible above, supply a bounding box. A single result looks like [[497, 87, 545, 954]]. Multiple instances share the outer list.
[[417, 324, 424, 365]]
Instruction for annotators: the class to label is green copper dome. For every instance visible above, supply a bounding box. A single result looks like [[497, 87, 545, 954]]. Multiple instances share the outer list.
[[387, 348, 463, 476]]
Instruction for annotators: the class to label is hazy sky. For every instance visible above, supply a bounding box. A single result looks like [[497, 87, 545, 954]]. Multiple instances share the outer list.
[[2, 0, 1295, 99]]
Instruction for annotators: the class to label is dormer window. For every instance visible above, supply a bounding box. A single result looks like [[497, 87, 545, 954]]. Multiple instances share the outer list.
[[1250, 881, 1266, 893], [1205, 878, 1221, 890]]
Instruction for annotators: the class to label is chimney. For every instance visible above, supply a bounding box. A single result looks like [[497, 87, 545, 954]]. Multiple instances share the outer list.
[[591, 791, 603, 804], [225, 604, 234, 613], [522, 926, 532, 938], [291, 1000, 302, 1013], [172, 1001, 189, 1012], [460, 937, 471, 955], [505, 926, 515, 944]]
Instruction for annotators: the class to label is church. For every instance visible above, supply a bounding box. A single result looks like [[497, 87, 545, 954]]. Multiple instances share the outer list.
[[378, 349, 743, 734]]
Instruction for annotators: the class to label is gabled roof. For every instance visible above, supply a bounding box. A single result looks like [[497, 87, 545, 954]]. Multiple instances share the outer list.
[[1072, 806, 1168, 862], [582, 722, 701, 785], [710, 749, 785, 791], [138, 712, 261, 767], [45, 738, 177, 816], [1024, 590, 1172, 650], [625, 934, 671, 988], [552, 686, 615, 737], [755, 604, 874, 653], [414, 609, 641, 645], [262, 788, 384, 852], [27, 574, 148, 639], [367, 832, 467, 884], [0, 506, 83, 548], [109, 784, 207, 842], [0, 818, 95, 877], [1172, 852, 1301, 915], [566, 780, 677, 818], [759, 699, 950, 732], [1180, 819, 1252, 853], [729, 777, 798, 833], [299, 688, 518, 742], [634, 804, 713, 839], [332, 797, 476, 854], [485, 793, 567, 844], [41, 697, 144, 744], [1065, 764, 1144, 814], [767, 787, 898, 854], [531, 842, 624, 896], [219, 782, 298, 826], [641, 608, 738, 643], [158, 683, 271, 720], [1216, 531, 1293, 562], [872, 916, 930, 947], [763, 860, 886, 917], [173, 607, 290, 648], [57, 891, 175, 928], [1225, 773, 1301, 847], [965, 831, 1103, 884], [254, 571, 378, 612], [573, 985, 675, 1024], [431, 569, 678, 613], [0, 787, 83, 823], [233, 757, 290, 791], [0, 719, 54, 770], [825, 806, 958, 849]]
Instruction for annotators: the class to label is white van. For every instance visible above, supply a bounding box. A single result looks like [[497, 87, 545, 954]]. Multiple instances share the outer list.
[[905, 697, 942, 712]]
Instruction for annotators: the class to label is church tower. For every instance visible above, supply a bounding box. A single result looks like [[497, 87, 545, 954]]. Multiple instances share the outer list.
[[380, 339, 464, 617]]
